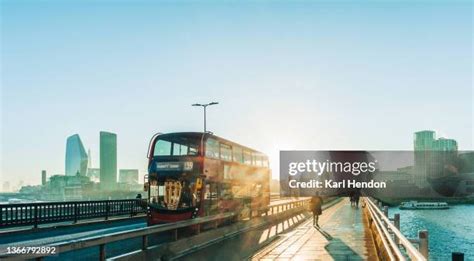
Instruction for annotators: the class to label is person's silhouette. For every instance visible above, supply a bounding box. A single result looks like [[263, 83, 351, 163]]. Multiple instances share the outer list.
[[310, 192, 323, 227]]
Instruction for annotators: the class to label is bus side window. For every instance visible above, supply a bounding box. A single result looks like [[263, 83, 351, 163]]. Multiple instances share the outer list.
[[253, 153, 262, 166], [233, 146, 243, 163], [243, 150, 252, 165], [205, 138, 220, 158], [220, 143, 232, 161]]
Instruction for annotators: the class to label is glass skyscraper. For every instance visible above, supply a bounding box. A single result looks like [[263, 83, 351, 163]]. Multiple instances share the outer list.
[[100, 131, 117, 190], [65, 134, 88, 176]]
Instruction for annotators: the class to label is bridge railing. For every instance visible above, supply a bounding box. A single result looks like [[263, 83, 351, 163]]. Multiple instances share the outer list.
[[1, 198, 309, 260], [364, 197, 427, 261], [0, 199, 147, 229]]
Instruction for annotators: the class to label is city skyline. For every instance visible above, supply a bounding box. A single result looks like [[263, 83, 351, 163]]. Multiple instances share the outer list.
[[1, 128, 470, 192], [1, 0, 472, 187]]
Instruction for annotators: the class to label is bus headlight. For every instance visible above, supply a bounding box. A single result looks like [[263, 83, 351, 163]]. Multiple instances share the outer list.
[[184, 161, 193, 170]]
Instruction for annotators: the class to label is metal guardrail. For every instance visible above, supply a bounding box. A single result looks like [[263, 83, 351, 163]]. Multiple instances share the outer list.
[[364, 197, 428, 261], [0, 199, 146, 228], [1, 198, 309, 260]]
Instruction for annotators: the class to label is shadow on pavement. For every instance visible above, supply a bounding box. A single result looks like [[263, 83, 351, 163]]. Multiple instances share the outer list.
[[324, 237, 364, 261], [314, 225, 333, 240]]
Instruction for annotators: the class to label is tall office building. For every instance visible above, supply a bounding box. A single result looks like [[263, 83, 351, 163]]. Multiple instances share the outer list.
[[41, 170, 47, 186], [100, 131, 117, 190], [65, 134, 88, 176]]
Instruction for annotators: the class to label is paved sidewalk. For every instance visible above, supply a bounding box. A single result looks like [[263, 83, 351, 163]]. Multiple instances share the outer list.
[[251, 198, 377, 260]]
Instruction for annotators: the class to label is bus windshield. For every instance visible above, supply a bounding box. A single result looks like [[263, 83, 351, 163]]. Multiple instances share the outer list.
[[154, 136, 200, 156]]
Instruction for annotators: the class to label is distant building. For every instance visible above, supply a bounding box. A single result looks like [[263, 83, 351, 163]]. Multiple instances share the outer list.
[[87, 168, 101, 182], [433, 138, 458, 151], [47, 174, 92, 200], [19, 185, 42, 195], [413, 130, 458, 187], [414, 130, 436, 151], [119, 169, 139, 184], [100, 131, 117, 190], [41, 170, 47, 186], [65, 134, 88, 176], [414, 131, 458, 152], [414, 131, 435, 187]]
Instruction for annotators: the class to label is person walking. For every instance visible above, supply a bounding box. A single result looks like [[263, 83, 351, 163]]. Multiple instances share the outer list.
[[310, 192, 323, 227], [354, 191, 360, 208]]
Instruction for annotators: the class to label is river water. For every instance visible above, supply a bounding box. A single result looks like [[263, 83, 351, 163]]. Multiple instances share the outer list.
[[389, 205, 474, 260]]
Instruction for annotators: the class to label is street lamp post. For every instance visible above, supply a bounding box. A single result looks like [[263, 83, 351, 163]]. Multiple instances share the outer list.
[[192, 102, 218, 132]]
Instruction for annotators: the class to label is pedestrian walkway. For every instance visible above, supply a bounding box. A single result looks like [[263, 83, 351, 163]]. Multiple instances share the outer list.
[[251, 198, 378, 260]]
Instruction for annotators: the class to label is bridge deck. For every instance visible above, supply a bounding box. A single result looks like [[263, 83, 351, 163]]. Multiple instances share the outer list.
[[0, 198, 303, 260], [252, 198, 378, 260]]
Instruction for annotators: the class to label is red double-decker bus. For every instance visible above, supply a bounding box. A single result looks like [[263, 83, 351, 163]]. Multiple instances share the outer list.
[[144, 132, 270, 225]]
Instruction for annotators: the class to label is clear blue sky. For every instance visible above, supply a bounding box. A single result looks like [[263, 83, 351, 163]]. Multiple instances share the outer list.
[[1, 0, 472, 188]]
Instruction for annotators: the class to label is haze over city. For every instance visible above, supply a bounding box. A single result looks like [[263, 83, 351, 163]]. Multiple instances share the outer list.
[[1, 0, 472, 188]]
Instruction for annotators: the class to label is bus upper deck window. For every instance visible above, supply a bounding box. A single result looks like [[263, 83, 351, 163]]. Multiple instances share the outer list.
[[154, 140, 172, 156], [233, 146, 243, 163], [205, 138, 219, 158], [173, 143, 188, 156], [254, 154, 263, 166], [188, 145, 198, 155], [262, 158, 269, 167], [220, 143, 232, 161], [243, 150, 252, 165]]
